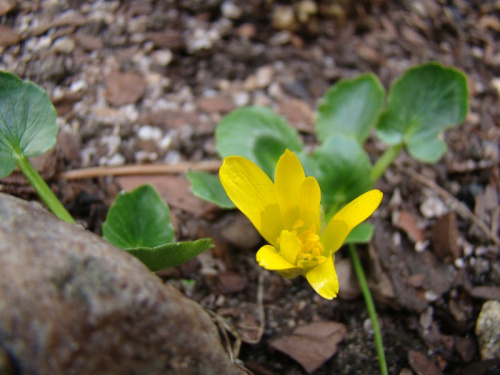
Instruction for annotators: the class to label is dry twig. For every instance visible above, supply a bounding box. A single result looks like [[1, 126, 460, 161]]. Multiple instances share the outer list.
[[396, 163, 500, 245], [57, 160, 222, 180]]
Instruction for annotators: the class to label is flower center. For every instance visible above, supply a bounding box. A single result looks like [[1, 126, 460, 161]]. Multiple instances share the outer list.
[[290, 220, 324, 266]]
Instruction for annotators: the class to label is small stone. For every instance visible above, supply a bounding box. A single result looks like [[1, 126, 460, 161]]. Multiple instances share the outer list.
[[221, 1, 242, 19], [0, 0, 14, 16], [255, 65, 274, 88], [336, 258, 360, 300], [74, 33, 103, 50], [420, 196, 448, 219], [151, 49, 173, 66], [476, 300, 500, 359], [490, 78, 500, 96], [236, 23, 257, 39], [217, 271, 247, 294], [0, 25, 19, 46], [219, 213, 261, 250], [52, 36, 76, 54]]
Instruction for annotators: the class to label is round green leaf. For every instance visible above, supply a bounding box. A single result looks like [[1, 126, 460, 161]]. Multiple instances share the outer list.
[[309, 134, 373, 216], [316, 74, 384, 144], [215, 106, 303, 178], [376, 63, 468, 162], [102, 184, 174, 249], [344, 223, 374, 244], [0, 71, 58, 178], [126, 239, 213, 271], [187, 171, 235, 209]]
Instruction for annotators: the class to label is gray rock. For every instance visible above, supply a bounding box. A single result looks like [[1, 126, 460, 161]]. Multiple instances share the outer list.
[[476, 300, 500, 360], [0, 193, 243, 375]]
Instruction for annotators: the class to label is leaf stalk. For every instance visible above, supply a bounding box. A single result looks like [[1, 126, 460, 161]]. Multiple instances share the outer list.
[[16, 153, 75, 224], [370, 143, 403, 184]]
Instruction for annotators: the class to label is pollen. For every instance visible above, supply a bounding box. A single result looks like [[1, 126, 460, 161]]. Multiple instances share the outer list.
[[290, 219, 324, 266]]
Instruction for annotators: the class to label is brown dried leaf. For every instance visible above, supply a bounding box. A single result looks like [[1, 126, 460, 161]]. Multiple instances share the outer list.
[[269, 321, 346, 373], [105, 71, 147, 106], [408, 350, 444, 375], [196, 96, 235, 114], [394, 210, 425, 243], [432, 212, 460, 263]]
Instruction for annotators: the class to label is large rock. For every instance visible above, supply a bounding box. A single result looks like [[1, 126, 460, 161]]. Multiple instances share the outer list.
[[0, 193, 243, 375]]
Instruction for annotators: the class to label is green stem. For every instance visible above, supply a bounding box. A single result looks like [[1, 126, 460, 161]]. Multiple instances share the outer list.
[[370, 143, 403, 184], [348, 243, 388, 375], [16, 154, 76, 224]]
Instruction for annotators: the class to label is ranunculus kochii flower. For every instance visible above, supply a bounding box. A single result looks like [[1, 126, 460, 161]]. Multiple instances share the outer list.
[[219, 149, 383, 299]]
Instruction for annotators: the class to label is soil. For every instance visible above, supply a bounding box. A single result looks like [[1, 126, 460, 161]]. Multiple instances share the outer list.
[[1, 0, 500, 374]]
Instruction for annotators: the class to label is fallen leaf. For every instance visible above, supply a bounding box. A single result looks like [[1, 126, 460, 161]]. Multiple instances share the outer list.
[[269, 321, 346, 373], [432, 212, 460, 263], [105, 71, 147, 106], [196, 96, 235, 114], [394, 210, 425, 243], [408, 350, 444, 375]]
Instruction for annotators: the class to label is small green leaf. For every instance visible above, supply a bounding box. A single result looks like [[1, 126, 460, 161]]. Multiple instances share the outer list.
[[0, 71, 58, 178], [215, 106, 303, 178], [126, 239, 213, 272], [103, 184, 174, 249], [309, 134, 372, 217], [376, 63, 468, 163], [344, 223, 374, 244], [317, 74, 384, 144], [187, 171, 235, 209]]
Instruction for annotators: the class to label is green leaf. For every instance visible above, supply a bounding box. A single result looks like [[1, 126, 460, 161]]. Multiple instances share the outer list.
[[0, 71, 58, 178], [308, 134, 372, 217], [344, 223, 374, 244], [102, 184, 174, 249], [187, 171, 235, 209], [126, 238, 213, 272], [215, 106, 303, 178], [316, 74, 384, 144], [376, 62, 468, 163]]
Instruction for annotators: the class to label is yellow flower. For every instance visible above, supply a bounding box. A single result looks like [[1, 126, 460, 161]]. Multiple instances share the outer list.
[[219, 149, 383, 299]]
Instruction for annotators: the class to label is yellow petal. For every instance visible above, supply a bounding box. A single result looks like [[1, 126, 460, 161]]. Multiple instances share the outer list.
[[332, 189, 383, 233], [220, 156, 282, 245], [278, 230, 302, 265], [299, 176, 321, 233], [274, 149, 305, 229], [320, 220, 348, 255], [256, 244, 300, 272], [305, 256, 339, 299]]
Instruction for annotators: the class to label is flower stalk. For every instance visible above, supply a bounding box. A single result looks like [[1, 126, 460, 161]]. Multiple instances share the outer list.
[[348, 243, 388, 375]]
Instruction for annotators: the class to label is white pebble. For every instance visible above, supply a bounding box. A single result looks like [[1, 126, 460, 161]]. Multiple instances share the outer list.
[[221, 1, 242, 19], [152, 50, 173, 66], [106, 153, 125, 167], [137, 125, 163, 141], [420, 196, 448, 218]]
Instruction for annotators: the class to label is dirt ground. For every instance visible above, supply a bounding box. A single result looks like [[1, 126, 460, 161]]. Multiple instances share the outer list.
[[1, 0, 500, 374]]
